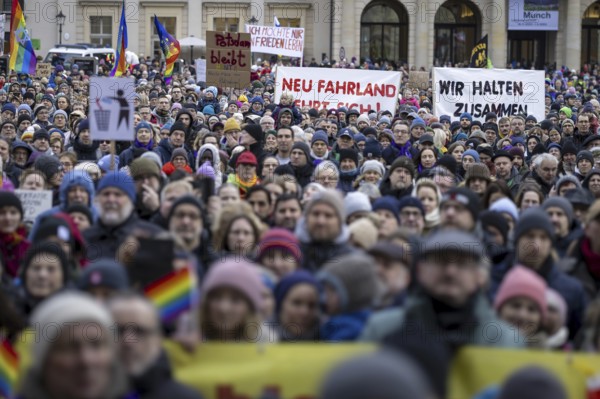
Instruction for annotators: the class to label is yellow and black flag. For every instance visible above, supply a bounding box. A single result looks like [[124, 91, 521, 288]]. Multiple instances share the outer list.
[[469, 34, 492, 68]]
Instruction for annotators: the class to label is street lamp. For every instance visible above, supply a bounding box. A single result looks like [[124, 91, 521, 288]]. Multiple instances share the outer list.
[[56, 11, 65, 45], [248, 16, 258, 25]]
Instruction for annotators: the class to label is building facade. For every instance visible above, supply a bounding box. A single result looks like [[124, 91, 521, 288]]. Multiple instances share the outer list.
[[14, 0, 600, 70]]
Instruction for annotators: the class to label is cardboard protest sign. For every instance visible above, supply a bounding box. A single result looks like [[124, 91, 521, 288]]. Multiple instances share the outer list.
[[88, 77, 135, 141], [35, 63, 52, 78], [195, 59, 206, 82], [275, 67, 401, 113], [407, 71, 429, 90], [206, 31, 251, 88], [14, 190, 52, 223], [245, 25, 304, 58], [433, 68, 545, 122]]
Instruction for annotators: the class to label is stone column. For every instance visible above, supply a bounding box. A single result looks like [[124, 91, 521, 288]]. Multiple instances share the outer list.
[[489, 0, 507, 68], [340, 0, 356, 62], [564, 0, 581, 69], [414, 0, 435, 69]]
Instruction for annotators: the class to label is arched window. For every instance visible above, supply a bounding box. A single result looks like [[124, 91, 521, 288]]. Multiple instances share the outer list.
[[434, 0, 480, 66], [582, 2, 600, 66], [360, 1, 408, 64]]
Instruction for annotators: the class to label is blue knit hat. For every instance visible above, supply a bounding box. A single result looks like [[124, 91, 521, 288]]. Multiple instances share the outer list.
[[354, 133, 367, 144], [274, 270, 320, 315], [439, 115, 451, 123], [410, 117, 426, 131], [77, 118, 90, 133], [373, 196, 401, 222], [136, 121, 152, 133], [463, 149, 480, 162], [311, 130, 329, 145], [97, 155, 119, 173], [1, 103, 16, 114], [398, 196, 425, 216], [460, 112, 473, 122], [96, 171, 136, 203]]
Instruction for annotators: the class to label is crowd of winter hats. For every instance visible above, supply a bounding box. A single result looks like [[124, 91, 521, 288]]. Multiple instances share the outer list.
[[2, 62, 600, 398]]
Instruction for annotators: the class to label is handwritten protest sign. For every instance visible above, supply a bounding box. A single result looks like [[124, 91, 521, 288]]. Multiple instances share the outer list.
[[275, 67, 401, 113], [433, 68, 545, 122], [14, 190, 52, 223], [206, 31, 251, 88], [407, 71, 429, 91], [245, 25, 304, 58], [35, 63, 52, 78]]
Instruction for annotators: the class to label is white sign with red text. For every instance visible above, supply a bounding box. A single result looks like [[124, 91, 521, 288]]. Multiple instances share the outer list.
[[274, 67, 401, 113]]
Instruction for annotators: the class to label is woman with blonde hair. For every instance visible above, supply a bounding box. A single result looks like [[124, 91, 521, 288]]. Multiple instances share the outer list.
[[432, 127, 448, 154], [212, 202, 265, 258], [412, 178, 441, 232]]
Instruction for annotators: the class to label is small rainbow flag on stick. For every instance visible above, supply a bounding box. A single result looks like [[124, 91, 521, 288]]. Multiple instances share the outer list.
[[9, 0, 37, 75], [144, 267, 197, 323], [153, 15, 180, 85], [0, 339, 18, 399]]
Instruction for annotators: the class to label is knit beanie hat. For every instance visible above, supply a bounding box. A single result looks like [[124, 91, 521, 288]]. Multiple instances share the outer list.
[[320, 351, 431, 399], [514, 208, 555, 243], [436, 155, 458, 175], [344, 192, 372, 217], [562, 140, 577, 157], [398, 196, 425, 216], [508, 146, 525, 160], [497, 367, 567, 399], [556, 174, 581, 192], [462, 149, 480, 162], [21, 241, 70, 293], [441, 187, 481, 222], [136, 121, 152, 133], [410, 117, 426, 130], [304, 189, 345, 224], [311, 130, 329, 145], [0, 191, 23, 219], [244, 124, 264, 143], [363, 137, 382, 159], [460, 112, 473, 122], [96, 171, 136, 203], [34, 155, 62, 181], [257, 228, 302, 264], [130, 157, 161, 179], [490, 197, 519, 222], [292, 142, 311, 162], [274, 270, 320, 315], [169, 121, 187, 135], [357, 114, 370, 125], [483, 122, 498, 135], [373, 196, 401, 222], [577, 150, 594, 165], [170, 147, 189, 163], [197, 160, 216, 179], [1, 103, 15, 114], [167, 195, 205, 225], [546, 288, 568, 327], [480, 210, 509, 244], [465, 163, 491, 184], [494, 265, 548, 321], [67, 203, 94, 225], [236, 151, 258, 166], [339, 149, 359, 166], [362, 127, 378, 138], [360, 160, 385, 177], [389, 156, 416, 179], [317, 253, 378, 313], [542, 197, 574, 227], [52, 109, 67, 121], [202, 257, 263, 311], [30, 291, 113, 370], [77, 259, 129, 291], [354, 133, 367, 144], [77, 118, 90, 133]]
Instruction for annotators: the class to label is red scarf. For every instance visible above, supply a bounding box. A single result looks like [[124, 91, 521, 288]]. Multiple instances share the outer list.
[[581, 237, 600, 279]]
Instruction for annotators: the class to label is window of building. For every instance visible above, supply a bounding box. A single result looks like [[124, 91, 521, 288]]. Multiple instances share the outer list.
[[434, 0, 480, 67], [582, 2, 600, 66], [214, 18, 239, 32], [360, 1, 408, 64], [90, 16, 112, 47], [151, 16, 176, 59]]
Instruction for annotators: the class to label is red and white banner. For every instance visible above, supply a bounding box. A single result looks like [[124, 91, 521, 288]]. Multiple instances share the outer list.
[[275, 67, 401, 113]]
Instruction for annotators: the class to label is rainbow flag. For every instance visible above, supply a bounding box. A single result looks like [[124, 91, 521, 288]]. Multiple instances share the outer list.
[[110, 0, 128, 77], [153, 15, 180, 85], [144, 267, 197, 323], [9, 0, 37, 75], [0, 340, 18, 399]]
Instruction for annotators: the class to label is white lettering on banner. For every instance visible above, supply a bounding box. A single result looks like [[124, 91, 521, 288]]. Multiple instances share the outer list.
[[275, 67, 401, 113], [245, 25, 305, 59], [432, 68, 545, 122]]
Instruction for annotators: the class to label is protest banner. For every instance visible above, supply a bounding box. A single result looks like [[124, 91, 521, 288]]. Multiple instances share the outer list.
[[433, 68, 545, 122], [35, 63, 52, 78], [275, 67, 401, 113], [88, 76, 135, 141], [245, 25, 304, 59], [508, 0, 559, 31], [14, 190, 52, 223], [206, 31, 251, 88], [72, 57, 97, 76], [407, 71, 429, 91], [196, 58, 206, 82]]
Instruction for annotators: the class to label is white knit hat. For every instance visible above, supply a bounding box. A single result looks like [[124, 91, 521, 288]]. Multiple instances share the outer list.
[[360, 160, 386, 177], [344, 192, 372, 217], [30, 291, 114, 369]]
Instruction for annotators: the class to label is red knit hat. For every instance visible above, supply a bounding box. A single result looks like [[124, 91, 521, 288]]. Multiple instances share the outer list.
[[236, 151, 258, 167], [494, 265, 548, 321], [257, 228, 302, 263]]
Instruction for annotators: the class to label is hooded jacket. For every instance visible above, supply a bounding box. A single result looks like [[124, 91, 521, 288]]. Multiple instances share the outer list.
[[154, 138, 195, 168], [195, 144, 223, 190], [272, 103, 302, 127]]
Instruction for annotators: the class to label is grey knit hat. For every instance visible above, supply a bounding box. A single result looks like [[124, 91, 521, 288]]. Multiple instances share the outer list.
[[343, 192, 372, 217], [317, 253, 378, 312], [555, 174, 581, 193], [542, 196, 574, 227], [304, 189, 345, 224]]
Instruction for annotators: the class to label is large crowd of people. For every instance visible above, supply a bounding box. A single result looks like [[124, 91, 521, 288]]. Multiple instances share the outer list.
[[0, 57, 598, 398]]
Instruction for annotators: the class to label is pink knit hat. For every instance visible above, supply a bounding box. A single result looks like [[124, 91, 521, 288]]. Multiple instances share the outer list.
[[494, 265, 548, 321], [201, 258, 264, 312]]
